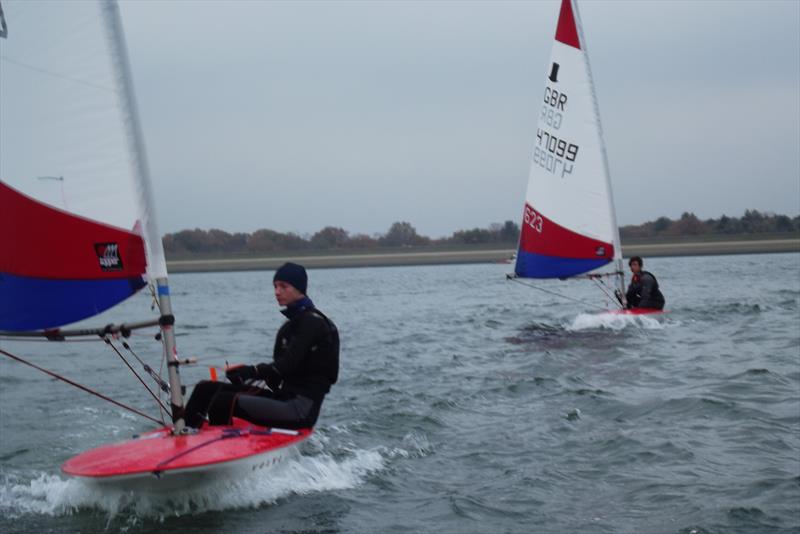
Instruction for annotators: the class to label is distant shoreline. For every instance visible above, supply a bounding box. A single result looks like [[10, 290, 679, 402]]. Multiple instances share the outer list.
[[166, 236, 799, 273]]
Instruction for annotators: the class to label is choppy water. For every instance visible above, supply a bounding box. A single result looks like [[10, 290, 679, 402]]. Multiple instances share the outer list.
[[1, 253, 799, 533]]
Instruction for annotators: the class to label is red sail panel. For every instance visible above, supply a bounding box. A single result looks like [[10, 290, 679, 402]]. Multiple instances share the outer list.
[[555, 0, 581, 50], [518, 202, 613, 260], [1, 181, 146, 280]]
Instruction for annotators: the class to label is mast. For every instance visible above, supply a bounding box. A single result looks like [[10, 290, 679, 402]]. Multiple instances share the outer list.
[[571, 0, 626, 302], [101, 0, 185, 430]]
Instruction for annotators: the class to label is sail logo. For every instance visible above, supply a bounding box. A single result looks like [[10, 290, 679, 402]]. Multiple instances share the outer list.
[[548, 62, 560, 83], [95, 243, 124, 271]]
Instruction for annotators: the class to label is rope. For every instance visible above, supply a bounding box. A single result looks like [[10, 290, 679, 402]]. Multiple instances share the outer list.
[[152, 427, 272, 475], [119, 339, 173, 427], [507, 275, 609, 311], [119, 340, 171, 394], [590, 277, 624, 310], [104, 338, 170, 424], [0, 347, 163, 426], [153, 432, 239, 473]]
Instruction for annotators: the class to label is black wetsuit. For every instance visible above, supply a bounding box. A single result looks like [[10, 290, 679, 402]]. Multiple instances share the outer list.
[[185, 297, 339, 429], [625, 271, 665, 310]]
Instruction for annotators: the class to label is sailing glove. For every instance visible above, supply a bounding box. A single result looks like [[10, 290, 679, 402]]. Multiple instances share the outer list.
[[225, 364, 258, 385], [255, 363, 282, 390], [225, 363, 282, 388]]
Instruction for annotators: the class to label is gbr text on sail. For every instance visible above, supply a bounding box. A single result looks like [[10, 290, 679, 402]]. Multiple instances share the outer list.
[[533, 87, 580, 179]]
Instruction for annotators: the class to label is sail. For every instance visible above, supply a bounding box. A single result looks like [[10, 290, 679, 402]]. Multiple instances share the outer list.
[[0, 182, 147, 330], [0, 0, 165, 330], [515, 0, 622, 279]]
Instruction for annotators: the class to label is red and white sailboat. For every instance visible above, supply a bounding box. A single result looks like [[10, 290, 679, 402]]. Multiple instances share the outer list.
[[511, 0, 661, 316], [0, 0, 310, 490]]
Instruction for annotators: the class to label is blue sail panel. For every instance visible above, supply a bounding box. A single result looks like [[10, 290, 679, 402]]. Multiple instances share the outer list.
[[514, 250, 611, 279], [0, 273, 146, 331]]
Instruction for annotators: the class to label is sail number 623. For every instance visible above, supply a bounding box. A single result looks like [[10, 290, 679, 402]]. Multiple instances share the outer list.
[[524, 205, 543, 233]]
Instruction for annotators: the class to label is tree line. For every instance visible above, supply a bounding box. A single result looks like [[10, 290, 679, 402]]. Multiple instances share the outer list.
[[619, 210, 800, 239], [162, 210, 799, 256], [163, 221, 521, 256]]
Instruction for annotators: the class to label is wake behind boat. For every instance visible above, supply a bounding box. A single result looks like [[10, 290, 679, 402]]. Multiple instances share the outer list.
[[0, 0, 311, 491]]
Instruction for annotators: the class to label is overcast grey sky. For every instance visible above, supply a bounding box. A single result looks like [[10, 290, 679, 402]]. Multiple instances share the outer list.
[[118, 0, 799, 238]]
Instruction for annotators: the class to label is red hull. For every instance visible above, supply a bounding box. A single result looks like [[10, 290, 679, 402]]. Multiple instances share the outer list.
[[604, 308, 666, 316], [62, 418, 311, 479]]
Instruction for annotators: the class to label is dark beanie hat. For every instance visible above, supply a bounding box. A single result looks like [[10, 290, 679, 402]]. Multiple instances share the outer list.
[[273, 262, 307, 294]]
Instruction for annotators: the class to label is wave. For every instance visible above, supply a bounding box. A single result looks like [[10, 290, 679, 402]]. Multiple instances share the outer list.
[[0, 444, 384, 521], [566, 312, 665, 331]]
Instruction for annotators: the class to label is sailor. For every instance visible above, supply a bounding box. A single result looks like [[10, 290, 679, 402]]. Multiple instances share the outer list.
[[624, 256, 665, 310], [184, 262, 339, 429]]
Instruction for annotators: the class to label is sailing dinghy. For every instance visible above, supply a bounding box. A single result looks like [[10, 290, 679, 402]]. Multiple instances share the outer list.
[[0, 0, 310, 490], [509, 0, 661, 316]]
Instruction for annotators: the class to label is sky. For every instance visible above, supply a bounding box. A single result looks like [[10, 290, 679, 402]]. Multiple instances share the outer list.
[[54, 1, 800, 237]]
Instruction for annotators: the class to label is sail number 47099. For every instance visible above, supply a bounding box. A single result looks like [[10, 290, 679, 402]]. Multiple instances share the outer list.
[[524, 205, 543, 233], [536, 129, 578, 161]]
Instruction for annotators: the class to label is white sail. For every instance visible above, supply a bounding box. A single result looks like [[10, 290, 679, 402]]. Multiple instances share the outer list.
[[1, 0, 183, 426], [0, 0, 166, 280], [515, 0, 622, 282]]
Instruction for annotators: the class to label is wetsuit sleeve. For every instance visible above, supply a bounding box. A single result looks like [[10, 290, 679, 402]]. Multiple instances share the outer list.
[[639, 274, 655, 305], [272, 315, 325, 379], [625, 282, 636, 309]]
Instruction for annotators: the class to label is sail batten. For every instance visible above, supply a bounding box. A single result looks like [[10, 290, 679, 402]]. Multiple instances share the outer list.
[[515, 0, 619, 281]]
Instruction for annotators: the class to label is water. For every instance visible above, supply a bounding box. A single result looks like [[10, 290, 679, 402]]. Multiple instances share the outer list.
[[1, 253, 798, 533]]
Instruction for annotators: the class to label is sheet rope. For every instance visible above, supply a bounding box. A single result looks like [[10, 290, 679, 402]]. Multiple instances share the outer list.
[[506, 275, 611, 311], [0, 347, 163, 426]]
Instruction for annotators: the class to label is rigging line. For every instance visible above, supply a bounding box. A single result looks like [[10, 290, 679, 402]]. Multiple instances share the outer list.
[[0, 55, 116, 93], [120, 339, 171, 396], [590, 277, 623, 309], [147, 283, 160, 312], [0, 347, 163, 426], [104, 338, 170, 423], [507, 275, 608, 311]]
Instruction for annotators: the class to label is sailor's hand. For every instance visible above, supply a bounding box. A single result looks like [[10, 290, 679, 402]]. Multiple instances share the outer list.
[[225, 364, 258, 385], [255, 363, 282, 389]]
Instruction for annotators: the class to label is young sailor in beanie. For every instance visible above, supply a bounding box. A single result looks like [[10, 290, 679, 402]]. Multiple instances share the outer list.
[[273, 262, 307, 294], [184, 262, 339, 429]]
